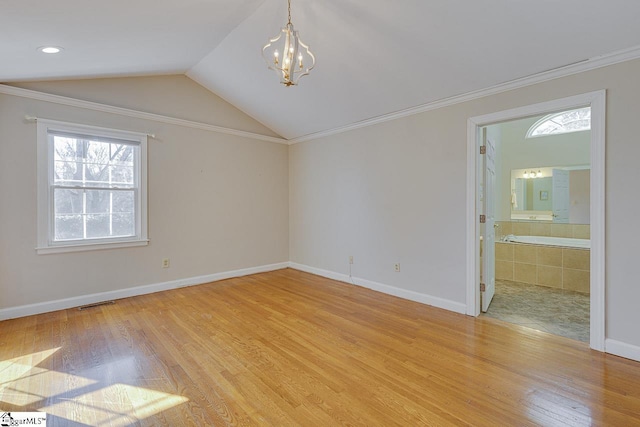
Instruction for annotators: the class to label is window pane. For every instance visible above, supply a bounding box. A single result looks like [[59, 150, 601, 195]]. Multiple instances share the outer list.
[[54, 215, 83, 240], [112, 191, 134, 213], [564, 119, 590, 132], [54, 160, 82, 184], [112, 213, 135, 237], [86, 140, 111, 165], [85, 190, 110, 214], [53, 137, 83, 161], [110, 165, 134, 187], [527, 107, 591, 138], [111, 144, 135, 165], [85, 213, 135, 239], [85, 161, 110, 185], [54, 189, 83, 215], [86, 214, 110, 238]]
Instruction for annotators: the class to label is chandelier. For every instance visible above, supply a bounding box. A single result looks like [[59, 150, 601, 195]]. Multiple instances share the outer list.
[[262, 0, 315, 86]]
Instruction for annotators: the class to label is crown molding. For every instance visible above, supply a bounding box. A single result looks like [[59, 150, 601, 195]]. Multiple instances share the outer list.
[[0, 84, 288, 144], [4, 44, 640, 146], [288, 44, 640, 145]]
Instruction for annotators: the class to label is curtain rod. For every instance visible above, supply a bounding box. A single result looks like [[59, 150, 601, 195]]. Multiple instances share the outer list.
[[24, 115, 156, 139]]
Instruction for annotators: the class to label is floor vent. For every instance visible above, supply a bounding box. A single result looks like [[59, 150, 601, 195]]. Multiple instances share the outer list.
[[78, 300, 115, 310]]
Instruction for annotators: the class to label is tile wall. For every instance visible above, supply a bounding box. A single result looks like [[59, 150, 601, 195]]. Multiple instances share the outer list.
[[495, 241, 590, 293]]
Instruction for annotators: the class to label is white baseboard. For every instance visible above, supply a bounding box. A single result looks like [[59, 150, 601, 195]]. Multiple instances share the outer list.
[[288, 262, 467, 314], [0, 262, 289, 321], [605, 339, 640, 362], [5, 261, 637, 363], [289, 263, 640, 361]]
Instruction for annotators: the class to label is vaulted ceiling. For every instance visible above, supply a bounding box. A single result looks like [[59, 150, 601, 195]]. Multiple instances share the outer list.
[[3, 0, 640, 140]]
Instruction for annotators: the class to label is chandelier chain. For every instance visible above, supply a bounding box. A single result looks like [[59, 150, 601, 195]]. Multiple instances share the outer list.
[[288, 0, 292, 25]]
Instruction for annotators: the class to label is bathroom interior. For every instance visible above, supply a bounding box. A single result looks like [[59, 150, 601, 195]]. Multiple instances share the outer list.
[[480, 107, 591, 342]]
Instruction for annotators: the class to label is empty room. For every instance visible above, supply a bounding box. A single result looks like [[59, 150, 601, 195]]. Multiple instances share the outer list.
[[1, 1, 640, 425]]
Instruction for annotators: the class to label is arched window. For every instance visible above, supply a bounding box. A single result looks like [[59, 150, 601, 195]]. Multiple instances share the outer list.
[[526, 107, 591, 138]]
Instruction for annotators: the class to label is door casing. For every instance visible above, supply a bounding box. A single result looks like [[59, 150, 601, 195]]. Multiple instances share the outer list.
[[465, 90, 606, 352]]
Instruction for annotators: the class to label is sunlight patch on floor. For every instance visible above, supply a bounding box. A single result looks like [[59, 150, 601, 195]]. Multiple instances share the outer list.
[[40, 383, 189, 426], [0, 348, 91, 406], [1, 348, 189, 425], [1, 367, 96, 406], [0, 347, 61, 385]]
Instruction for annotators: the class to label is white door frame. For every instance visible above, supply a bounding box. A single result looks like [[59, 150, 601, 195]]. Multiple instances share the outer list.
[[465, 90, 606, 352]]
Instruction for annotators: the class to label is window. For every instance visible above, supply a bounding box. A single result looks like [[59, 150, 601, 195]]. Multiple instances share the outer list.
[[526, 107, 591, 138], [37, 119, 148, 254]]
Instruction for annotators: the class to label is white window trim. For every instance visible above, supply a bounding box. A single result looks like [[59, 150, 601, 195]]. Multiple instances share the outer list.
[[36, 119, 148, 254]]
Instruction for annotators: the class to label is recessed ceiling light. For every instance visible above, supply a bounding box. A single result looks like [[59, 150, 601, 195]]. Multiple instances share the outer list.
[[38, 46, 63, 54]]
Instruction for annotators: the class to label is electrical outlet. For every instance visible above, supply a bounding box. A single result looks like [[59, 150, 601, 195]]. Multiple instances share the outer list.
[[162, 258, 170, 268], [394, 263, 401, 272], [349, 256, 354, 264]]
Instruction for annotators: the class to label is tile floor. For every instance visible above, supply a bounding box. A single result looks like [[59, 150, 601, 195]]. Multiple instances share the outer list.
[[481, 280, 590, 342]]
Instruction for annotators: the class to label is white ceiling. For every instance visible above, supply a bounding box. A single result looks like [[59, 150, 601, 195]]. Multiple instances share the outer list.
[[3, 0, 640, 140]]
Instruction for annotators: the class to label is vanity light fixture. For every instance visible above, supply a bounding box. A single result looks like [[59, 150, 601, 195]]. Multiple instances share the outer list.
[[523, 169, 543, 179], [262, 0, 315, 86]]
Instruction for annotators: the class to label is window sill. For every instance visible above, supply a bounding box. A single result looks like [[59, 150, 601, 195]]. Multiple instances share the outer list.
[[36, 239, 149, 255]]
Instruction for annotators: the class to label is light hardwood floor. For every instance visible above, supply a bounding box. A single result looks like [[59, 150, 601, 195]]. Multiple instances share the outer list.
[[1, 268, 639, 426]]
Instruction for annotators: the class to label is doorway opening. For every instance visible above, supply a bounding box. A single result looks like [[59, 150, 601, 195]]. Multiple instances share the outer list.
[[480, 113, 591, 342], [466, 91, 605, 351]]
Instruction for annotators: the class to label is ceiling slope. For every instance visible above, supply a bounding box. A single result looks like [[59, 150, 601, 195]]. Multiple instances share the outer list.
[[3, 0, 640, 140], [189, 0, 640, 140], [0, 0, 265, 80]]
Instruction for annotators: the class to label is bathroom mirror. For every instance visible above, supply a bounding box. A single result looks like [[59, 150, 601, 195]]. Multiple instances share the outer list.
[[512, 176, 552, 211], [510, 166, 590, 223]]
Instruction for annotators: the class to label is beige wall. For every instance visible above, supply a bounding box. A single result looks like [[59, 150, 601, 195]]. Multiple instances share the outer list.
[[289, 58, 640, 349], [3, 61, 640, 352], [11, 75, 280, 138], [0, 76, 289, 309]]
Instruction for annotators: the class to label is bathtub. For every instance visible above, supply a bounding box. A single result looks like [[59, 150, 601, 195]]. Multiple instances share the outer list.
[[496, 234, 591, 293], [502, 234, 590, 249]]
